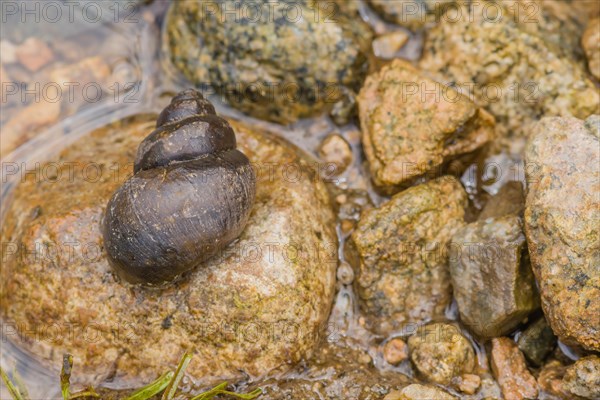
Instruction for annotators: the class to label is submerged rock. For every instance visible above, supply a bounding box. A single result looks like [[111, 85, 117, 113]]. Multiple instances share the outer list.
[[582, 17, 600, 80], [0, 114, 337, 387], [490, 337, 539, 400], [349, 177, 467, 335], [163, 0, 372, 124], [357, 59, 494, 190], [524, 115, 600, 351], [517, 317, 557, 366], [407, 322, 475, 385], [420, 1, 599, 143], [449, 214, 539, 338], [562, 355, 600, 399], [384, 383, 457, 399]]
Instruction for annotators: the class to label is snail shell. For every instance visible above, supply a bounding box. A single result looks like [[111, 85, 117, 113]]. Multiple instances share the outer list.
[[103, 89, 256, 284]]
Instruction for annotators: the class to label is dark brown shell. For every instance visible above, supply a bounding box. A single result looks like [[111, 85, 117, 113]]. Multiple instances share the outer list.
[[103, 90, 256, 284]]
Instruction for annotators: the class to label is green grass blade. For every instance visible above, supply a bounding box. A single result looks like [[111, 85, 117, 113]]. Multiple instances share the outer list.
[[0, 366, 25, 400], [124, 371, 174, 400], [69, 388, 100, 399], [161, 351, 193, 400], [60, 354, 73, 400]]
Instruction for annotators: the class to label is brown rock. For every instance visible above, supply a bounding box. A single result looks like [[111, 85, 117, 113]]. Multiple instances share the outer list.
[[449, 214, 539, 338], [0, 40, 17, 64], [0, 99, 61, 157], [490, 337, 539, 400], [318, 134, 353, 175], [452, 373, 481, 395], [350, 177, 467, 335], [582, 18, 600, 80], [524, 115, 600, 351], [383, 338, 409, 365], [562, 355, 600, 399], [15, 37, 54, 72], [0, 115, 338, 387], [358, 59, 494, 189], [407, 322, 475, 385]]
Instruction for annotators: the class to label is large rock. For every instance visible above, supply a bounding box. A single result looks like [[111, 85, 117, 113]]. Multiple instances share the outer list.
[[0, 114, 338, 387], [420, 1, 599, 144], [357, 59, 494, 190], [163, 0, 372, 123], [407, 322, 475, 385], [524, 115, 600, 351], [449, 214, 539, 338], [349, 177, 467, 335]]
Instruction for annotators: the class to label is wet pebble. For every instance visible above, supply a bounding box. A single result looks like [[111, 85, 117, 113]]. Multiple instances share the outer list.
[[383, 338, 409, 366], [490, 337, 539, 400], [318, 134, 353, 176], [16, 37, 54, 72]]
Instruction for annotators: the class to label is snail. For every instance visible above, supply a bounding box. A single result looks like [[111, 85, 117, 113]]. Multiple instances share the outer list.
[[103, 89, 256, 284]]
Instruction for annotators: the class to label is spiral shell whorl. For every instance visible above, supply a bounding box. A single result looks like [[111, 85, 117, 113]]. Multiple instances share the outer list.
[[103, 89, 256, 284]]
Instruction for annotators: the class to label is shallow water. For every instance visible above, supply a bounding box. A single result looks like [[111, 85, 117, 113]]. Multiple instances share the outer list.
[[0, 1, 533, 398]]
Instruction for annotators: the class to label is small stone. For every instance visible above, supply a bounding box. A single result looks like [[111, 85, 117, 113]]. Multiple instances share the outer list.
[[318, 134, 353, 175], [358, 352, 372, 365], [0, 40, 17, 64], [16, 37, 54, 72], [452, 373, 481, 395], [329, 87, 357, 126], [408, 322, 475, 385], [391, 384, 457, 400], [517, 317, 557, 366], [1, 99, 61, 157], [582, 18, 600, 80], [383, 338, 409, 365], [337, 262, 355, 285], [373, 31, 410, 59], [449, 214, 539, 338], [538, 360, 568, 399], [490, 337, 539, 400], [562, 355, 600, 399]]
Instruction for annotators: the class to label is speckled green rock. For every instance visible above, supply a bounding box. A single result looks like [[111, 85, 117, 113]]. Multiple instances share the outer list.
[[163, 0, 372, 123], [420, 1, 599, 143], [517, 317, 556, 366], [562, 355, 600, 399], [407, 322, 475, 385], [367, 0, 456, 30], [349, 177, 467, 335], [524, 115, 600, 351], [0, 114, 338, 388], [449, 214, 539, 338]]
